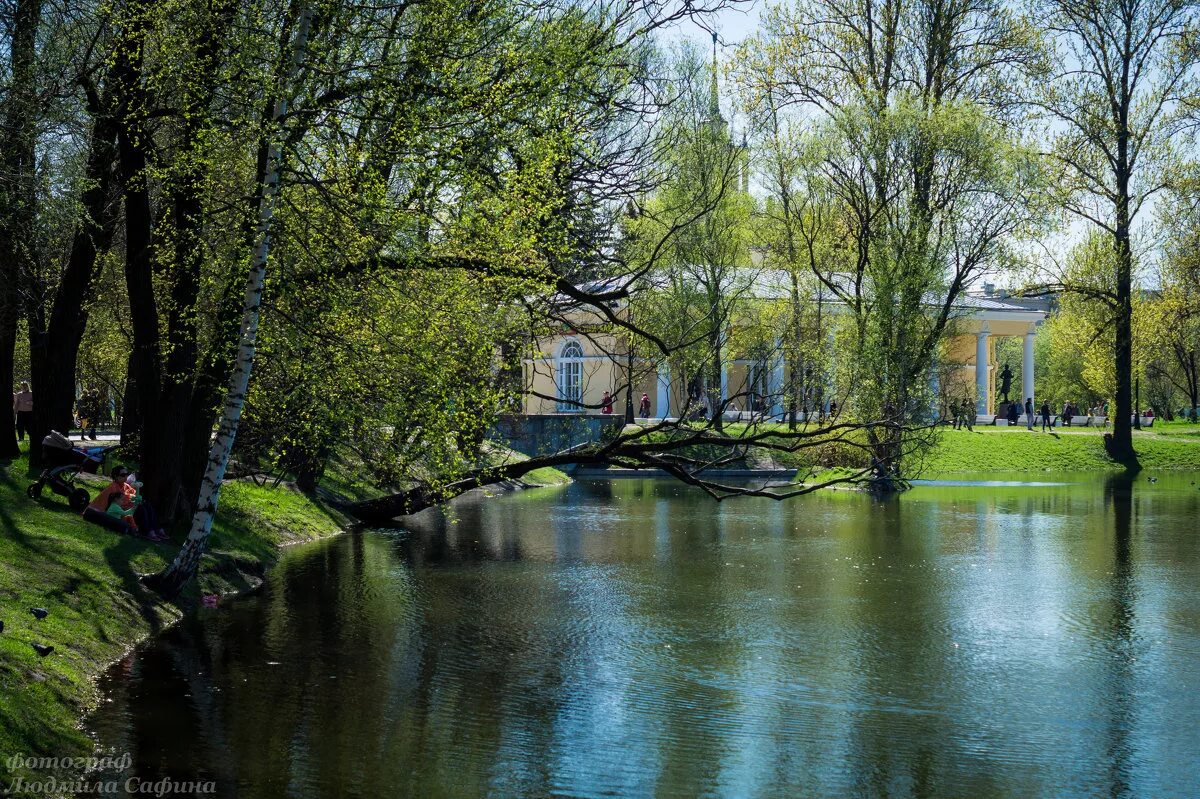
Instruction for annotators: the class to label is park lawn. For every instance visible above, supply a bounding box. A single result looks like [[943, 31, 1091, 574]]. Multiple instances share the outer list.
[[1145, 419, 1200, 437], [0, 443, 346, 785], [635, 421, 1200, 475], [922, 427, 1200, 474]]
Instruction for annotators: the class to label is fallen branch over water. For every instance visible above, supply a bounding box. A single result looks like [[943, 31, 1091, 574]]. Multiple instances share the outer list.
[[344, 416, 923, 523]]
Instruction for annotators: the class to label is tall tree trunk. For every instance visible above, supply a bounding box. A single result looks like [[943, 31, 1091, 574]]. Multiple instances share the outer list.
[[175, 16, 297, 512], [112, 0, 165, 486], [709, 331, 723, 431], [145, 5, 314, 597], [0, 0, 41, 459], [1187, 351, 1198, 413], [27, 90, 120, 465], [788, 274, 802, 430], [120, 357, 141, 444], [1109, 125, 1136, 463], [134, 0, 238, 522]]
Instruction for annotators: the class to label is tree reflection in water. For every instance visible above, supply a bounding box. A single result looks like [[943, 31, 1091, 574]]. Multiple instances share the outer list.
[[83, 475, 1200, 798]]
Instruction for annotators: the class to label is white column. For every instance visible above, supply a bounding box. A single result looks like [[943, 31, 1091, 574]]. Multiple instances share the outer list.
[[720, 362, 728, 405], [976, 326, 990, 415], [769, 343, 784, 419], [656, 363, 671, 420], [1023, 327, 1036, 407]]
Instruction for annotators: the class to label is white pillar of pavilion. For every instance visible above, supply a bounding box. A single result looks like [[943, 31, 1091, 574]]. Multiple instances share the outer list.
[[656, 363, 671, 420], [769, 341, 784, 419], [1023, 326, 1036, 406], [976, 325, 990, 415], [720, 361, 729, 408]]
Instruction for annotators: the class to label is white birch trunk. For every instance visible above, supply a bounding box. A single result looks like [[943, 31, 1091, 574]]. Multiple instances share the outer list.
[[149, 7, 313, 594]]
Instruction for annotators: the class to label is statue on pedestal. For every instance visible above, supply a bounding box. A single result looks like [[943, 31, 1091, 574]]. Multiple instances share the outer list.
[[998, 362, 1013, 403]]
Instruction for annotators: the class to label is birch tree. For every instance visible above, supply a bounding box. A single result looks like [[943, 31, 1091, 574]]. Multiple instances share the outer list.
[[143, 7, 314, 596]]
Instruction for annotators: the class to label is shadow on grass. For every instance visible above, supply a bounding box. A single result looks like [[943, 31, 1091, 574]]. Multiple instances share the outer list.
[[2, 462, 172, 635], [0, 482, 50, 557], [101, 535, 172, 635]]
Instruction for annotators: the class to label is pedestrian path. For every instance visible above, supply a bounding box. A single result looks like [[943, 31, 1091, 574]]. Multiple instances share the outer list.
[[66, 433, 121, 443]]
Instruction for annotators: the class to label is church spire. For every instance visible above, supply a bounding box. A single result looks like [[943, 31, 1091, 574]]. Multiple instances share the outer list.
[[709, 31, 722, 123]]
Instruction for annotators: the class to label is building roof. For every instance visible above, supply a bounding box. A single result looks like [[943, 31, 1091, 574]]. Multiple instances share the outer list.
[[557, 269, 1049, 319]]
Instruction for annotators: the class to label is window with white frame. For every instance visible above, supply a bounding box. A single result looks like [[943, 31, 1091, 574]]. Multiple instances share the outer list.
[[557, 341, 584, 411]]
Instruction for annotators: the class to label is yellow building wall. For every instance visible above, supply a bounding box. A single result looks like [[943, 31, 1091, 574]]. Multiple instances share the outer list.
[[525, 314, 1038, 419]]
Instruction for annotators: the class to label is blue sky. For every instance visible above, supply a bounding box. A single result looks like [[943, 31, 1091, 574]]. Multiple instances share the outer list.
[[667, 1, 763, 48]]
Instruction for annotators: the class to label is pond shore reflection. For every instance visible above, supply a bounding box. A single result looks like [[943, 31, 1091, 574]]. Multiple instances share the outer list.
[[86, 474, 1200, 798]]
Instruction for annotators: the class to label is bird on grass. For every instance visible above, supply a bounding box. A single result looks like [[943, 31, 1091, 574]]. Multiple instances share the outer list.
[[30, 607, 49, 620], [31, 643, 54, 657], [1147, 477, 1158, 483]]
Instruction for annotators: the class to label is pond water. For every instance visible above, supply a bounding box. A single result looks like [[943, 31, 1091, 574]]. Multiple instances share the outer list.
[[85, 473, 1200, 798]]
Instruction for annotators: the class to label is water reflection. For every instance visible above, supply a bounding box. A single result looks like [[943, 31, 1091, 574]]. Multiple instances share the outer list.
[[1102, 471, 1137, 799], [85, 475, 1200, 798]]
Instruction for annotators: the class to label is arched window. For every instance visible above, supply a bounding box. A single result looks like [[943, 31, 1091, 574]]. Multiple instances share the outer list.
[[557, 340, 584, 412]]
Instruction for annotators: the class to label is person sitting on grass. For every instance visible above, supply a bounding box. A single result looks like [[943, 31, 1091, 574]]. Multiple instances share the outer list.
[[106, 492, 138, 530], [125, 475, 166, 542], [83, 466, 136, 534], [82, 466, 167, 541]]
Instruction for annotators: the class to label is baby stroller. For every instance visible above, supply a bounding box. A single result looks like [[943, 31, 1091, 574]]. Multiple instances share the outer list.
[[27, 431, 115, 512]]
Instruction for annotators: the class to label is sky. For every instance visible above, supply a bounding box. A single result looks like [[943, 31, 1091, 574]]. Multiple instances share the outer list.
[[657, 0, 1165, 289], [666, 1, 763, 48]]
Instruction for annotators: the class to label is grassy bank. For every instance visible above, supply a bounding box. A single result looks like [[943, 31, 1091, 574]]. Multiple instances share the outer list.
[[922, 427, 1200, 474], [632, 421, 1200, 477], [0, 443, 346, 785]]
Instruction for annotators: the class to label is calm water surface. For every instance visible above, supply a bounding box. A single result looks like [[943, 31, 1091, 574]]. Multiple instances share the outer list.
[[86, 473, 1200, 798]]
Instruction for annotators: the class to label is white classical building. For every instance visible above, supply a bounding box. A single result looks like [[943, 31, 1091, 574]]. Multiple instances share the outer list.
[[945, 292, 1048, 416], [523, 277, 1049, 420]]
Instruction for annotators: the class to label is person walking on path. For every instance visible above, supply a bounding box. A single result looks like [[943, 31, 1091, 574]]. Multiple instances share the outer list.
[[1025, 398, 1034, 430], [638, 392, 651, 418], [957, 397, 974, 431], [74, 391, 88, 439], [1041, 400, 1052, 432], [13, 382, 33, 441], [953, 398, 973, 431], [600, 390, 614, 415], [76, 388, 99, 440]]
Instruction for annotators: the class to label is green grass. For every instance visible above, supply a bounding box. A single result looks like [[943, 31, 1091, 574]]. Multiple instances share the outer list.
[[1145, 419, 1200, 437], [625, 420, 1200, 476], [520, 465, 572, 486], [0, 443, 346, 785], [921, 426, 1200, 474]]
